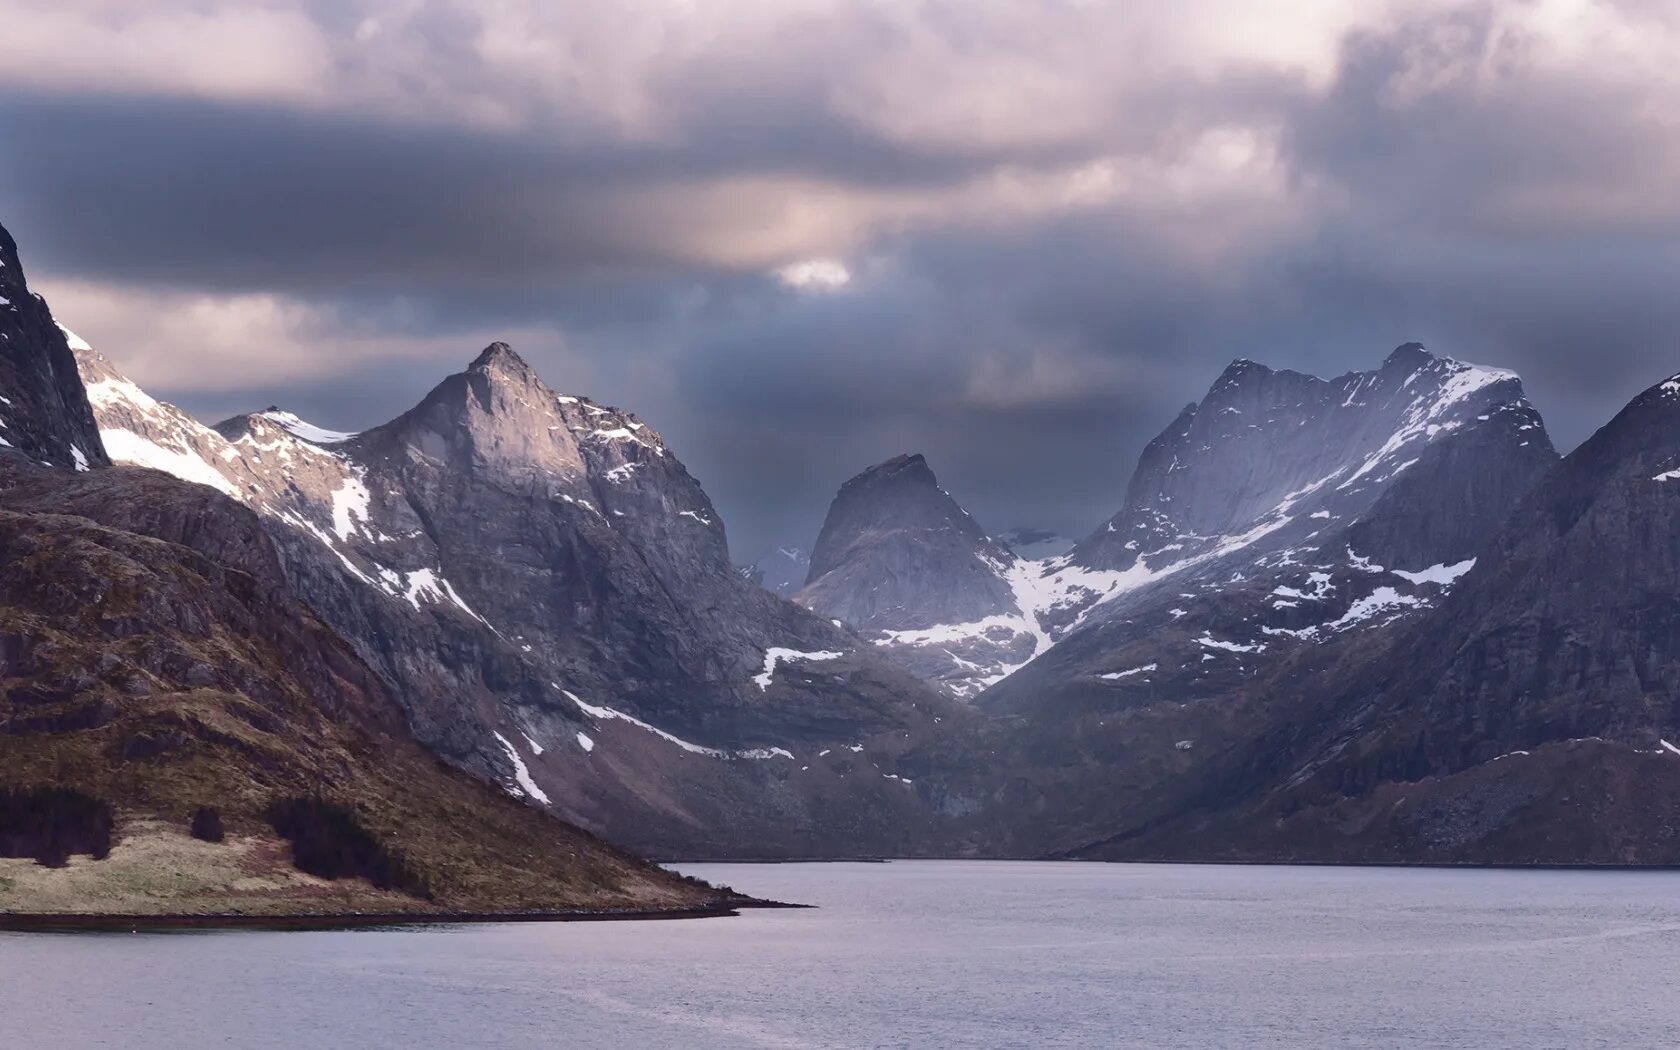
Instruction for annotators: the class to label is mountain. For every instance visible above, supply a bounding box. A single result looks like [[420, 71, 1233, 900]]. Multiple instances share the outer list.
[[796, 454, 1052, 697], [0, 219, 730, 918], [0, 225, 105, 470], [738, 545, 810, 597], [75, 340, 960, 859], [890, 345, 1560, 856], [1081, 366, 1680, 865], [980, 344, 1557, 719]]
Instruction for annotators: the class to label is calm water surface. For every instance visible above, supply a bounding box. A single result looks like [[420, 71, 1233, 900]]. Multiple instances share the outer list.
[[4, 861, 1680, 1048]]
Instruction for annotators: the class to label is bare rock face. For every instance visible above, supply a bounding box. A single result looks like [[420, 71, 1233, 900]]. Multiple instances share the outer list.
[[0, 224, 106, 470], [802, 454, 1017, 629]]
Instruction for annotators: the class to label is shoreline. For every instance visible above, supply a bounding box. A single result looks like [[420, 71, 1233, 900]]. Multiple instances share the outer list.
[[0, 897, 808, 933]]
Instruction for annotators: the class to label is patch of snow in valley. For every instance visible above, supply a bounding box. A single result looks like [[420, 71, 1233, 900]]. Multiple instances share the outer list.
[[560, 686, 800, 761], [1196, 634, 1264, 653]]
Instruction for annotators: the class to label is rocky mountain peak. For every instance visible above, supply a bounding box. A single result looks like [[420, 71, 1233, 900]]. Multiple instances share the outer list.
[[798, 453, 1033, 695], [1072, 343, 1541, 574], [467, 341, 536, 378], [847, 452, 935, 488], [1383, 340, 1433, 370], [0, 219, 109, 470], [806, 452, 1000, 586]]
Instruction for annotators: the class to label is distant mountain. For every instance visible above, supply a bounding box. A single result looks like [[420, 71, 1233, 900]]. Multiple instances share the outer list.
[[796, 454, 1049, 697], [886, 345, 1560, 857], [76, 338, 958, 859], [997, 527, 1073, 560], [0, 219, 726, 918], [738, 545, 811, 597], [980, 344, 1557, 720], [1086, 365, 1680, 864]]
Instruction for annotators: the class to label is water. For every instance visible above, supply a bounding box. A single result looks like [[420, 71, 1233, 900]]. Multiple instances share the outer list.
[[5, 861, 1680, 1048]]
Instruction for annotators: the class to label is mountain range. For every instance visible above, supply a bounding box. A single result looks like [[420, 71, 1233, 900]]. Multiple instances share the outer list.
[[0, 220, 738, 918], [8, 211, 1680, 888]]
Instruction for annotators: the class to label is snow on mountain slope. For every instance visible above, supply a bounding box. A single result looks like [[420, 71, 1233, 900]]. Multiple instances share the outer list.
[[979, 343, 1558, 716], [800, 345, 1555, 703]]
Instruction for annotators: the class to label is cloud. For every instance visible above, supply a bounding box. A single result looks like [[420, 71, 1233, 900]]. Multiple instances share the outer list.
[[3, 0, 1679, 560]]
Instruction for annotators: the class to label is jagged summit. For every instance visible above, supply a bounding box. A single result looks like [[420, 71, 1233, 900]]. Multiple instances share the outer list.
[[842, 452, 935, 488], [798, 453, 1030, 695], [1071, 342, 1542, 573], [468, 341, 535, 376], [805, 452, 1006, 590], [0, 219, 109, 470]]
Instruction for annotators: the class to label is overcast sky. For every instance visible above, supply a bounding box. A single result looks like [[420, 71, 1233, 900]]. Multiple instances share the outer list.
[[4, 0, 1679, 561]]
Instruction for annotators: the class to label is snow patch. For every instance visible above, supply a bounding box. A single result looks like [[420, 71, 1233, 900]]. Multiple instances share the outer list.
[[55, 323, 92, 351], [492, 731, 550, 804], [754, 647, 844, 690], [1100, 663, 1157, 680], [98, 429, 242, 498], [1392, 559, 1476, 586], [330, 471, 372, 540], [258, 409, 356, 444]]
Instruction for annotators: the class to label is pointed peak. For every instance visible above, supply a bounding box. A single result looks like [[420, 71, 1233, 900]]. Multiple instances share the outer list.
[[1383, 342, 1434, 371], [468, 342, 535, 377], [1218, 358, 1271, 378], [848, 453, 936, 490]]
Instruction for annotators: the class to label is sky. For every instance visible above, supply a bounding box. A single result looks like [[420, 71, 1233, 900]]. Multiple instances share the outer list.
[[4, 0, 1680, 563]]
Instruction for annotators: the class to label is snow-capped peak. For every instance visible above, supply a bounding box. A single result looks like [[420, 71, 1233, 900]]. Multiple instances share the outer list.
[[257, 408, 357, 445]]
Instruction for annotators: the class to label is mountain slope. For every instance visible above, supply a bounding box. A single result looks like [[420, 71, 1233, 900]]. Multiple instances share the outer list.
[[75, 339, 960, 859], [0, 219, 730, 917], [979, 345, 1557, 719], [901, 345, 1560, 857], [1086, 366, 1680, 864]]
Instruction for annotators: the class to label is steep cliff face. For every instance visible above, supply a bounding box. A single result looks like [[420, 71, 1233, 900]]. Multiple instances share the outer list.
[[802, 454, 1017, 628], [0, 225, 106, 470], [76, 336, 959, 858]]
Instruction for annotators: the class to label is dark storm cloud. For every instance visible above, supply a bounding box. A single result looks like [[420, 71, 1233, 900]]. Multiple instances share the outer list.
[[3, 1, 1679, 561]]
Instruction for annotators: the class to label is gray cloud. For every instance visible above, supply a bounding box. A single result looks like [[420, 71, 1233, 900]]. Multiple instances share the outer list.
[[2, 0, 1678, 561]]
